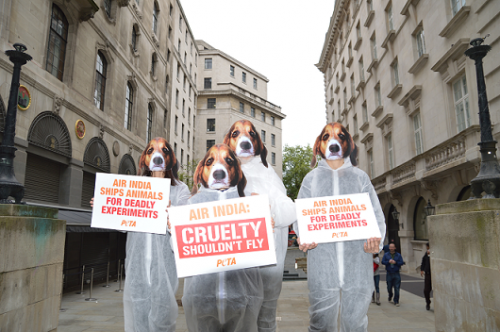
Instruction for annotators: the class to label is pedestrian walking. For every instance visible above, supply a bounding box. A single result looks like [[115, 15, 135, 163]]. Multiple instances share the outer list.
[[382, 239, 395, 253], [421, 243, 432, 310], [372, 253, 381, 305], [382, 243, 404, 307]]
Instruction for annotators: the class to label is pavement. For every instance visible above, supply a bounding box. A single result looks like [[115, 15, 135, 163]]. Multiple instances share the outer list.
[[58, 248, 435, 331]]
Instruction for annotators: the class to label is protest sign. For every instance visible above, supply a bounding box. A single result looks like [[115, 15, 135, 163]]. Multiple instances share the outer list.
[[91, 173, 170, 234], [295, 193, 381, 244], [169, 194, 276, 278]]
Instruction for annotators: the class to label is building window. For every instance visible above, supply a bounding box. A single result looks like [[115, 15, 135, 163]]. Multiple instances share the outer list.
[[190, 42, 193, 54], [179, 15, 183, 30], [124, 82, 133, 130], [152, 1, 159, 35], [46, 4, 68, 81], [368, 149, 374, 178], [165, 75, 169, 94], [413, 197, 428, 240], [163, 108, 167, 127], [104, 0, 111, 17], [184, 52, 187, 63], [350, 75, 355, 98], [185, 29, 188, 43], [207, 98, 216, 109], [230, 65, 235, 77], [182, 123, 184, 141], [253, 78, 257, 89], [131, 25, 138, 51], [413, 112, 423, 155], [451, 0, 466, 16], [453, 75, 470, 132], [188, 108, 191, 124], [251, 107, 255, 117], [271, 134, 276, 146], [271, 152, 276, 165], [189, 63, 192, 76], [271, 116, 275, 126], [181, 149, 184, 165], [375, 84, 382, 107], [206, 140, 215, 151], [167, 49, 171, 62], [242, 72, 246, 83], [207, 118, 215, 132], [175, 89, 179, 107], [239, 102, 244, 113], [175, 115, 178, 134], [205, 58, 212, 70], [415, 28, 426, 58], [368, 0, 373, 11], [387, 133, 394, 170], [94, 51, 107, 111], [189, 85, 192, 98], [174, 143, 177, 156], [261, 130, 266, 142], [359, 59, 365, 81], [392, 60, 399, 85], [182, 99, 185, 116], [168, 26, 172, 39], [169, 4, 173, 16], [204, 77, 212, 90], [386, 3, 394, 31], [370, 34, 377, 61], [147, 104, 153, 142], [343, 89, 347, 109], [353, 115, 358, 135], [151, 53, 157, 76], [362, 103, 368, 123], [178, 39, 181, 52], [261, 112, 265, 122], [188, 131, 190, 147]]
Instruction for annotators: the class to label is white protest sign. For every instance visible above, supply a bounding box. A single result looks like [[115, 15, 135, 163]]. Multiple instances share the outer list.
[[295, 193, 381, 244], [169, 194, 276, 278], [91, 173, 170, 234]]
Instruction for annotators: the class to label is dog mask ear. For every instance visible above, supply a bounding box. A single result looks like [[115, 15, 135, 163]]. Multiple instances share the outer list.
[[222, 125, 234, 147], [237, 171, 247, 197], [311, 134, 323, 168], [191, 159, 205, 195], [350, 144, 359, 166], [138, 144, 151, 176], [260, 143, 268, 168]]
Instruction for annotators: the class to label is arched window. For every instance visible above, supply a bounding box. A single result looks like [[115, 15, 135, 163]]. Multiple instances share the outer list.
[[46, 4, 68, 81], [152, 2, 159, 34], [147, 104, 154, 142], [125, 82, 133, 130], [413, 197, 428, 240], [94, 51, 107, 110], [151, 53, 157, 76], [131, 25, 138, 51]]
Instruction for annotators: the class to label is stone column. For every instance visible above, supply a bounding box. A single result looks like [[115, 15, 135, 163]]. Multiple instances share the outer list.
[[429, 199, 500, 331], [13, 137, 28, 185], [59, 159, 84, 207], [0, 204, 66, 331]]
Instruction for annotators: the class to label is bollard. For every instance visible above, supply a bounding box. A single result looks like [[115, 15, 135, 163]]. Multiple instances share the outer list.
[[102, 261, 110, 288], [85, 268, 97, 301], [115, 259, 121, 282], [115, 264, 124, 293], [76, 265, 85, 294]]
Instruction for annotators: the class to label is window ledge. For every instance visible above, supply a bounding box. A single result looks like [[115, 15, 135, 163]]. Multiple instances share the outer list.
[[364, 10, 374, 27], [360, 121, 369, 132], [387, 84, 402, 99], [439, 6, 471, 38], [401, 0, 420, 15], [353, 132, 359, 140], [381, 30, 396, 48], [431, 38, 469, 73], [340, 72, 346, 81], [329, 97, 335, 105], [206, 131, 216, 134], [117, 0, 129, 7], [348, 95, 356, 104], [367, 59, 378, 72], [408, 54, 429, 74], [151, 33, 160, 47], [150, 72, 158, 82], [354, 38, 362, 51], [334, 85, 340, 94], [356, 80, 366, 91], [342, 107, 349, 116], [371, 105, 384, 118], [129, 44, 140, 57], [346, 56, 354, 68]]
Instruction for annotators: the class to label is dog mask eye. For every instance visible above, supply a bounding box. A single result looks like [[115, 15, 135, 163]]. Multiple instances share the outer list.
[[322, 134, 329, 141], [225, 157, 234, 166], [162, 147, 169, 154], [338, 133, 345, 140], [249, 131, 256, 137], [206, 158, 214, 166], [231, 130, 239, 138], [147, 147, 154, 154]]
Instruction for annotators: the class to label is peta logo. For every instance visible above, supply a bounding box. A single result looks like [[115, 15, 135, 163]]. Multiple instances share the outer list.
[[217, 257, 236, 267], [121, 220, 137, 227]]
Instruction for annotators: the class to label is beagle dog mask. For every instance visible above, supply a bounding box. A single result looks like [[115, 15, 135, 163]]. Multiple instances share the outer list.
[[193, 144, 247, 197], [223, 120, 268, 167], [138, 137, 179, 184], [311, 122, 358, 168]]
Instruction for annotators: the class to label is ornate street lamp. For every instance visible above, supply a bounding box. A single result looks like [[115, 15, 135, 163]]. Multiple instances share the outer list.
[[464, 36, 500, 199], [0, 43, 32, 203], [392, 207, 403, 229], [424, 199, 435, 217]]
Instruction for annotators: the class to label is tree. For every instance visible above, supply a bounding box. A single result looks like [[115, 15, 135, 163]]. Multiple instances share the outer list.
[[282, 144, 314, 200], [178, 159, 198, 189]]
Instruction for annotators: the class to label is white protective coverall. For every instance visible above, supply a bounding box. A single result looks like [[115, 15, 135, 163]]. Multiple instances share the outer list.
[[182, 186, 264, 332], [293, 158, 385, 332], [123, 182, 191, 332], [241, 156, 296, 331]]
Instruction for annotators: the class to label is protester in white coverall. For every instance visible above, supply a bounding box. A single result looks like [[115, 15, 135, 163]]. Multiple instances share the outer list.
[[224, 120, 296, 332], [294, 122, 385, 332]]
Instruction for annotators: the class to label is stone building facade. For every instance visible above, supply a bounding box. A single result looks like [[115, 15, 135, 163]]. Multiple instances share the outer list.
[[317, 0, 500, 272], [195, 40, 285, 177]]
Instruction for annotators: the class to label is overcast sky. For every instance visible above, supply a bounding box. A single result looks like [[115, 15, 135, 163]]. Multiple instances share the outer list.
[[181, 0, 335, 148]]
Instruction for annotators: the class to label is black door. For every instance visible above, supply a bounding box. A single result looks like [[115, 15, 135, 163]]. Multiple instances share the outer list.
[[387, 205, 401, 254]]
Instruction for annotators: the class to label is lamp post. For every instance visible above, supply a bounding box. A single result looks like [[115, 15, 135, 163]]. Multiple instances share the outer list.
[[464, 36, 500, 199], [391, 207, 403, 229], [0, 43, 32, 204], [424, 199, 435, 217]]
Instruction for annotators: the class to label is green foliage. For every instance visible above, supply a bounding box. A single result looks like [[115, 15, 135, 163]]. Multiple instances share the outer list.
[[282, 144, 314, 200], [178, 159, 198, 189]]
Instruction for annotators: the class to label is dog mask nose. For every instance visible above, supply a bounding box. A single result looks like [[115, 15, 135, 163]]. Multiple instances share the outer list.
[[153, 157, 163, 165], [213, 170, 226, 180], [329, 145, 340, 153], [240, 141, 252, 150]]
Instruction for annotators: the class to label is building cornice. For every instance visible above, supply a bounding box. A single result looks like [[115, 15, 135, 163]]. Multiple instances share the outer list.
[[316, 0, 346, 73]]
